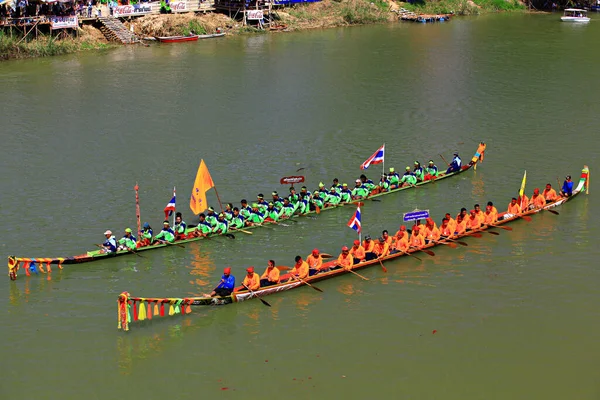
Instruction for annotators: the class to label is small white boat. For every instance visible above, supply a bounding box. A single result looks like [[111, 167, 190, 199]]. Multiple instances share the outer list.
[[561, 8, 590, 23]]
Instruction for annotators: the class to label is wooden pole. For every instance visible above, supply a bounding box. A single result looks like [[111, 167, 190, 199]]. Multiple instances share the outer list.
[[134, 183, 141, 239], [213, 186, 225, 213]]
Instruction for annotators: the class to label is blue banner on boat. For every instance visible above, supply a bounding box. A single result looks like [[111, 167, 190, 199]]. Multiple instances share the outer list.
[[403, 210, 430, 222]]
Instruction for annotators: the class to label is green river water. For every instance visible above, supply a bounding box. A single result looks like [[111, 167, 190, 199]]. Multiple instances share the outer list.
[[1, 12, 599, 399]]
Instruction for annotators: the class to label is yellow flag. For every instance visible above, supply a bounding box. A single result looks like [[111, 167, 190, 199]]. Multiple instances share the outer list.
[[519, 170, 527, 198], [189, 159, 215, 215]]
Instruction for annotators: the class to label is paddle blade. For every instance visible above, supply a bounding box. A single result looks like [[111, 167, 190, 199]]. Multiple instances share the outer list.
[[470, 233, 483, 238], [456, 241, 469, 246], [260, 298, 272, 307], [521, 215, 532, 222], [486, 231, 500, 235], [423, 249, 435, 256], [320, 253, 333, 259], [276, 266, 291, 271], [547, 209, 559, 215], [447, 242, 458, 248], [315, 206, 321, 214]]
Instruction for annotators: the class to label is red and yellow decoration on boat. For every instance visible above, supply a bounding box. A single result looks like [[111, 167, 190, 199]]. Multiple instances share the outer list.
[[8, 256, 64, 281], [117, 292, 195, 332]]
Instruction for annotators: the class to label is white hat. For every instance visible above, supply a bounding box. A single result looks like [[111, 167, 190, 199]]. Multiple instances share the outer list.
[[104, 230, 112, 235], [355, 179, 361, 183]]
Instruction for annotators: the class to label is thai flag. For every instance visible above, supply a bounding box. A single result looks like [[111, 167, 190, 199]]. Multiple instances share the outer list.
[[164, 187, 176, 219], [360, 144, 385, 170], [347, 206, 361, 233]]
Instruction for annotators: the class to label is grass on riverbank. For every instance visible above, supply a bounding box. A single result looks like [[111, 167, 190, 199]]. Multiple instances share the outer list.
[[282, 0, 393, 29], [400, 0, 525, 15]]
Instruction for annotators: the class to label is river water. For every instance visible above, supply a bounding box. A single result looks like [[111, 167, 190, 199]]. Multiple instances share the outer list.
[[1, 12, 599, 399]]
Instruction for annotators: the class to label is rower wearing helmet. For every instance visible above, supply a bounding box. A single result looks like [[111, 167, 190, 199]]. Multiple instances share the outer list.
[[139, 222, 153, 247]]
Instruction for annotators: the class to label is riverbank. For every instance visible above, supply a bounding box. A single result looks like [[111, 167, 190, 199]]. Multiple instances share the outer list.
[[0, 0, 526, 61]]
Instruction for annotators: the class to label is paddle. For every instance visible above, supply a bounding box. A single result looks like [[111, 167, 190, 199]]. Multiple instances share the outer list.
[[410, 246, 435, 257], [484, 230, 500, 236], [231, 228, 253, 235], [242, 283, 271, 307], [156, 239, 185, 249], [439, 153, 451, 167], [225, 233, 236, 239], [377, 257, 388, 273], [431, 240, 457, 248], [291, 274, 324, 293], [546, 209, 559, 215], [441, 236, 469, 246], [276, 266, 291, 271], [320, 253, 333, 259], [347, 268, 370, 281], [315, 205, 321, 214], [490, 225, 513, 231]]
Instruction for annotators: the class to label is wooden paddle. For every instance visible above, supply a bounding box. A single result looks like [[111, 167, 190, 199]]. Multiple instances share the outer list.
[[232, 228, 253, 235], [441, 236, 469, 246], [157, 240, 185, 249], [320, 253, 333, 259], [224, 233, 236, 239], [276, 266, 291, 271], [491, 225, 513, 231], [393, 247, 423, 261], [376, 257, 388, 273], [546, 209, 559, 215], [242, 283, 271, 307], [484, 230, 500, 236], [315, 205, 321, 214], [431, 240, 457, 248], [410, 246, 435, 257], [347, 268, 370, 281], [291, 275, 324, 293]]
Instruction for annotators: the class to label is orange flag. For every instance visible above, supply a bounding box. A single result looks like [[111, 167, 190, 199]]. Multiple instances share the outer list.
[[189, 159, 215, 215]]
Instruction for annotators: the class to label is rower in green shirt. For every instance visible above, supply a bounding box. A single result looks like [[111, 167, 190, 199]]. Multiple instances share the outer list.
[[279, 198, 296, 218], [325, 186, 341, 206], [413, 161, 425, 181], [212, 214, 229, 234], [195, 214, 213, 237], [117, 228, 137, 251], [359, 174, 376, 192], [400, 167, 417, 186], [223, 203, 234, 222], [388, 168, 400, 187], [229, 208, 245, 229], [240, 199, 252, 219], [312, 192, 325, 209], [206, 207, 219, 228], [271, 191, 284, 209], [340, 183, 352, 203], [265, 203, 281, 222], [246, 204, 265, 226], [426, 160, 439, 178], [332, 178, 343, 194], [154, 221, 175, 243], [351, 179, 369, 199], [174, 212, 187, 239], [379, 174, 390, 191], [288, 187, 300, 204]]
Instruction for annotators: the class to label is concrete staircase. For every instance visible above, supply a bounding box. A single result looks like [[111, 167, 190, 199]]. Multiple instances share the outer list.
[[98, 16, 139, 44]]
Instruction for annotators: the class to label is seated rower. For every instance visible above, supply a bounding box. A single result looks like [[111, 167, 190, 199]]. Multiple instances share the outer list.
[[379, 173, 391, 192], [307, 248, 324, 275], [242, 266, 260, 291], [507, 197, 522, 215], [117, 228, 137, 251], [194, 213, 213, 237], [400, 167, 417, 187], [331, 178, 342, 193], [446, 152, 462, 174], [413, 161, 425, 182], [391, 230, 409, 253], [382, 230, 393, 246], [409, 226, 426, 248], [223, 203, 234, 222], [337, 246, 354, 270], [363, 235, 377, 261], [456, 208, 468, 223], [360, 174, 376, 192], [444, 213, 457, 233], [239, 199, 252, 219], [542, 183, 558, 203], [154, 221, 175, 244], [288, 187, 300, 204], [229, 208, 245, 230], [245, 204, 265, 226], [260, 260, 280, 287], [518, 194, 529, 211], [423, 220, 441, 243], [394, 224, 407, 239], [483, 205, 497, 225], [205, 207, 219, 228], [454, 214, 467, 235], [264, 202, 281, 222], [174, 212, 187, 240], [352, 179, 369, 200], [529, 188, 546, 209], [561, 175, 573, 197], [271, 191, 284, 209], [487, 202, 498, 219], [388, 168, 400, 187], [473, 204, 485, 224], [424, 160, 439, 181], [311, 192, 325, 211], [288, 256, 309, 281], [350, 240, 366, 264], [339, 183, 353, 203], [373, 237, 390, 258], [439, 218, 453, 238], [212, 213, 229, 234], [101, 230, 117, 253], [279, 198, 296, 218], [139, 222, 153, 247], [466, 210, 481, 231], [256, 193, 269, 213], [325, 187, 341, 207], [208, 267, 236, 297]]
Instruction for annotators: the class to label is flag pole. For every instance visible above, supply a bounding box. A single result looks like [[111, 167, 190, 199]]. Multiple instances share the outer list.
[[213, 186, 224, 213], [172, 186, 176, 227], [382, 143, 385, 177], [134, 182, 141, 239]]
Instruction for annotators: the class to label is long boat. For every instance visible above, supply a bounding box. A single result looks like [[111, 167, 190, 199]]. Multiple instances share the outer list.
[[155, 35, 199, 43], [8, 143, 486, 281], [116, 165, 589, 331]]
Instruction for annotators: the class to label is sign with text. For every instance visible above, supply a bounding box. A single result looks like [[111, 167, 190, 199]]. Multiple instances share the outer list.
[[403, 209, 430, 222], [280, 176, 305, 185], [113, 4, 153, 17], [246, 9, 264, 20], [171, 1, 187, 11], [50, 16, 78, 30]]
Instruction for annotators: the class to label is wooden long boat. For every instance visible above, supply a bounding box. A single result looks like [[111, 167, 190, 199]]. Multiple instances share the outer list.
[[8, 143, 486, 281], [116, 165, 589, 331], [156, 35, 199, 43]]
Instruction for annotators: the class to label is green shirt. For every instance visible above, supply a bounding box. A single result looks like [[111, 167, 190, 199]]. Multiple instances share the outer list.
[[155, 229, 175, 243], [118, 236, 136, 250]]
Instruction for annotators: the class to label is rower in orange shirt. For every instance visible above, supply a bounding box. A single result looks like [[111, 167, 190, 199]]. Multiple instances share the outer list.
[[486, 202, 498, 219], [306, 248, 323, 275], [382, 230, 393, 246], [507, 197, 522, 215], [444, 213, 457, 233], [529, 188, 546, 209], [373, 237, 390, 258], [392, 230, 409, 253], [350, 240, 366, 263], [337, 246, 354, 270], [413, 219, 427, 235], [394, 224, 407, 239], [455, 208, 468, 223], [362, 235, 376, 260], [260, 260, 280, 287], [423, 219, 441, 243], [288, 256, 309, 281], [455, 214, 467, 235], [473, 204, 485, 224], [542, 183, 558, 203], [483, 205, 497, 225], [425, 217, 437, 230], [242, 267, 261, 291], [410, 226, 426, 248], [439, 218, 453, 237], [467, 210, 481, 230]]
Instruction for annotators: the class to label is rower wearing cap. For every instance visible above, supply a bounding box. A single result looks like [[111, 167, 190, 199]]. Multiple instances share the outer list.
[[312, 191, 325, 210], [423, 220, 441, 243], [246, 203, 265, 226], [340, 183, 352, 203], [561, 175, 574, 197], [400, 167, 417, 187], [260, 260, 280, 287], [272, 191, 284, 208], [529, 188, 546, 209], [444, 213, 457, 233], [300, 186, 312, 199], [363, 235, 376, 260], [393, 224, 407, 240], [424, 160, 439, 180], [256, 194, 269, 213], [307, 248, 323, 274], [242, 267, 260, 291], [195, 213, 213, 237], [229, 208, 245, 230], [288, 256, 309, 281], [154, 221, 175, 243], [373, 237, 390, 258], [264, 202, 281, 222], [325, 186, 341, 207], [209, 267, 236, 297], [239, 199, 252, 219], [382, 230, 393, 246], [413, 161, 424, 182], [350, 240, 366, 263], [206, 207, 218, 228], [388, 167, 400, 187], [174, 212, 187, 240], [507, 197, 522, 215], [117, 228, 137, 251], [439, 218, 453, 238], [542, 184, 558, 203], [337, 246, 354, 270], [352, 179, 369, 199], [317, 182, 327, 194], [101, 230, 117, 253], [213, 213, 229, 234], [446, 152, 462, 173], [391, 229, 409, 253], [139, 222, 153, 247], [467, 210, 481, 231], [409, 226, 426, 248]]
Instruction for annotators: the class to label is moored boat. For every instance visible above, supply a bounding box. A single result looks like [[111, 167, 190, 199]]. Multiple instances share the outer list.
[[561, 8, 590, 23], [198, 33, 226, 39], [116, 166, 589, 331], [8, 143, 485, 281], [155, 34, 199, 43]]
